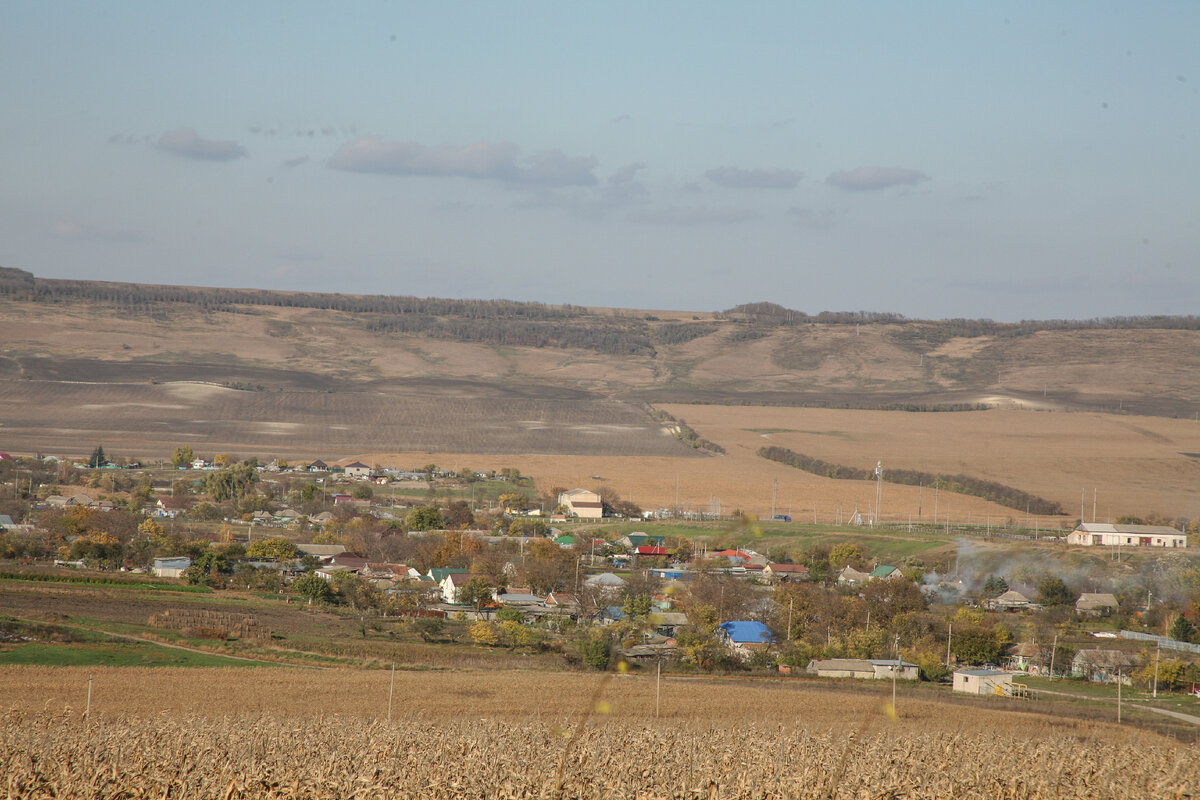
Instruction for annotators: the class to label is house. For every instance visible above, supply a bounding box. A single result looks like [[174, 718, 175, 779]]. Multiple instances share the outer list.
[[1071, 649, 1138, 684], [545, 592, 580, 610], [584, 572, 627, 591], [763, 563, 810, 583], [1067, 522, 1188, 548], [296, 543, 347, 559], [1005, 641, 1043, 674], [869, 565, 903, 580], [634, 545, 669, 559], [718, 621, 775, 657], [651, 611, 688, 636], [559, 488, 603, 519], [1075, 593, 1120, 616], [342, 461, 372, 479], [988, 590, 1032, 612], [152, 557, 192, 578], [953, 669, 1015, 696], [327, 553, 369, 571], [806, 658, 920, 680], [553, 534, 577, 549], [306, 460, 328, 472], [837, 566, 871, 586], [310, 511, 336, 525], [441, 571, 491, 604]]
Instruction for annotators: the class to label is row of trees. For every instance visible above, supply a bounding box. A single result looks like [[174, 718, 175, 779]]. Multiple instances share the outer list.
[[758, 445, 1065, 515]]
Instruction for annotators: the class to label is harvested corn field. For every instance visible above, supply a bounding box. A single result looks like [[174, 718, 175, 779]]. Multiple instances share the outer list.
[[2, 667, 1197, 799]]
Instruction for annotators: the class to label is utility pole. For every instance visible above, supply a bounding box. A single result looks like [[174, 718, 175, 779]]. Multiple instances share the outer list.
[[1049, 633, 1058, 680], [874, 461, 883, 527], [787, 598, 794, 642], [771, 479, 777, 520], [1093, 488, 1097, 523], [945, 623, 953, 668], [1152, 642, 1160, 699]]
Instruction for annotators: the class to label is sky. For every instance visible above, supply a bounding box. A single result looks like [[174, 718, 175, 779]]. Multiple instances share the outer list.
[[2, 2, 1197, 321]]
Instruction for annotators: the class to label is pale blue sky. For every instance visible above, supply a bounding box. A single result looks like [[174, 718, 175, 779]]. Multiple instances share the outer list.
[[2, 2, 1197, 320]]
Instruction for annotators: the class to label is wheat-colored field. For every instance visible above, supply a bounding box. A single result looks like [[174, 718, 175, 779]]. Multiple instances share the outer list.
[[1, 667, 1195, 799], [656, 405, 1200, 523]]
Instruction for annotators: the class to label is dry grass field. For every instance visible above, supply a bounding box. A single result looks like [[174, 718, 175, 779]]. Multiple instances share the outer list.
[[658, 405, 1200, 523], [4, 294, 1200, 522], [2, 667, 1196, 799]]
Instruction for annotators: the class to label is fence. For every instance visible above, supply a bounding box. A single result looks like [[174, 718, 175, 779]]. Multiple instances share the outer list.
[[1120, 630, 1200, 654]]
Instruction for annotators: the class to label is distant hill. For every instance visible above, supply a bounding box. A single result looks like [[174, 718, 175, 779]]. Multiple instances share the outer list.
[[2, 267, 1197, 417]]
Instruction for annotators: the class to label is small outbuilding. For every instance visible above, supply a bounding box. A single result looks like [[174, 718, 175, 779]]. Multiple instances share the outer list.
[[953, 669, 1015, 696]]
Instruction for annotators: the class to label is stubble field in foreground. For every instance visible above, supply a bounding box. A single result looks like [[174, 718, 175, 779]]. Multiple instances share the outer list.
[[2, 667, 1196, 799]]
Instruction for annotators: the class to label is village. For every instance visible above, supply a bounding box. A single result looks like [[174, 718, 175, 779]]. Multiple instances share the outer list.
[[3, 449, 1198, 707]]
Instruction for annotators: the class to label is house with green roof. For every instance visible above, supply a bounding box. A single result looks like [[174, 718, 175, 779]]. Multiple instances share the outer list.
[[870, 565, 903, 580]]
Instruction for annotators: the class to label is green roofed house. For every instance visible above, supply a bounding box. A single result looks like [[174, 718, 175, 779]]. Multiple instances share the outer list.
[[554, 534, 577, 548], [428, 567, 469, 583], [870, 565, 903, 580]]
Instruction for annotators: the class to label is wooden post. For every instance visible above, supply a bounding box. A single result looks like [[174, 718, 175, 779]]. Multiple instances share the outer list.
[[387, 660, 396, 722], [85, 673, 93, 719], [655, 659, 661, 719]]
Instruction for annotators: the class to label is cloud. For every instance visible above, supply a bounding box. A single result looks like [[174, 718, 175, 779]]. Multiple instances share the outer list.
[[705, 166, 803, 189], [825, 166, 928, 191], [282, 155, 309, 168], [156, 128, 248, 161], [517, 163, 649, 218], [327, 137, 597, 186], [629, 205, 760, 226]]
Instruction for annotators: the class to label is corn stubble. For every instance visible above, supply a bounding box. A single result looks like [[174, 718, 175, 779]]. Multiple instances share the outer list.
[[1, 668, 1197, 799]]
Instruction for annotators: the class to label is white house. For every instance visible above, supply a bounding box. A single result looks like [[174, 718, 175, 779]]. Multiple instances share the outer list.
[[343, 461, 372, 479], [1067, 522, 1187, 548], [558, 488, 603, 519]]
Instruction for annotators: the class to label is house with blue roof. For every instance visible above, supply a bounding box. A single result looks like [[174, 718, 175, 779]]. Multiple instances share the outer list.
[[718, 620, 775, 658]]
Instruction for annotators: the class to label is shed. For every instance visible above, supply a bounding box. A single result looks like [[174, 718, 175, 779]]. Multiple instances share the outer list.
[[152, 557, 192, 578], [953, 669, 1014, 696]]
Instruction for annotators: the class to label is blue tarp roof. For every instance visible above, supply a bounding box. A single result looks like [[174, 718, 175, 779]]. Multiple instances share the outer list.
[[719, 620, 774, 644]]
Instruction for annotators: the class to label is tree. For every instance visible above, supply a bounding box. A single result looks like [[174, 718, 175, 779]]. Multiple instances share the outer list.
[[458, 576, 495, 611], [1170, 615, 1196, 644], [828, 543, 866, 569], [982, 574, 1009, 598], [88, 446, 108, 468], [413, 616, 445, 642], [575, 628, 613, 669], [407, 506, 444, 531], [351, 484, 374, 500], [444, 500, 474, 529], [498, 493, 528, 513], [292, 572, 334, 603], [1036, 575, 1077, 606], [184, 550, 230, 586], [507, 517, 547, 537], [202, 463, 259, 504], [245, 537, 299, 561], [171, 446, 194, 469]]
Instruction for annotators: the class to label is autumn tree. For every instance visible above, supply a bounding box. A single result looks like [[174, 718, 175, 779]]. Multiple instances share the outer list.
[[171, 446, 194, 468]]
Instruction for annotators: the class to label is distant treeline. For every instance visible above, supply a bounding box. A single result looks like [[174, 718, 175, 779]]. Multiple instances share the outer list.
[[3, 269, 1196, 348], [722, 300, 1200, 336], [757, 445, 1064, 515]]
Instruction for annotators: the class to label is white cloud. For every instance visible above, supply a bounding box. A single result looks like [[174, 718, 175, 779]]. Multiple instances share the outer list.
[[156, 128, 248, 161], [328, 137, 597, 186], [49, 220, 144, 243], [825, 166, 928, 191], [705, 166, 803, 189]]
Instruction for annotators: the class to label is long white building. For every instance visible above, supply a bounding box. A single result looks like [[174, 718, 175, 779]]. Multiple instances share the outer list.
[[1067, 522, 1188, 548]]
